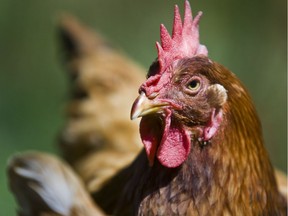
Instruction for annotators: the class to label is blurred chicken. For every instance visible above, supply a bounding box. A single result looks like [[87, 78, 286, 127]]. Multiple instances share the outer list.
[[58, 15, 145, 192], [7, 151, 105, 216]]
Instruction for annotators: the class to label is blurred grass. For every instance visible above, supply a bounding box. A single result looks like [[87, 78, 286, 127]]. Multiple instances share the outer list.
[[0, 0, 286, 215]]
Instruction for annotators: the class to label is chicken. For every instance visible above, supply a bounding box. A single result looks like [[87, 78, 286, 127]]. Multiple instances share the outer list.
[[58, 15, 144, 192], [7, 2, 286, 215], [7, 151, 105, 216], [92, 1, 287, 215]]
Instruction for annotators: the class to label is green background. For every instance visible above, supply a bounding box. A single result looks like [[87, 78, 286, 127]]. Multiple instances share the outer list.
[[0, 0, 286, 214]]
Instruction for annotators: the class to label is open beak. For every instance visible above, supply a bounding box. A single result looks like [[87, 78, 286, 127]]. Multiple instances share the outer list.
[[130, 92, 169, 120]]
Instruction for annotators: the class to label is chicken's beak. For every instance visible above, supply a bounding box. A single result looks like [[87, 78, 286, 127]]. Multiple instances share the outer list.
[[130, 92, 168, 120]]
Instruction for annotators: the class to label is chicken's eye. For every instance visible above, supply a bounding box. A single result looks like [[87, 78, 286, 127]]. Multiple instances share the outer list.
[[187, 79, 201, 92]]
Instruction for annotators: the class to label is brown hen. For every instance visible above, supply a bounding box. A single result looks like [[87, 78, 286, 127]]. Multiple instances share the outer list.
[[93, 1, 287, 215]]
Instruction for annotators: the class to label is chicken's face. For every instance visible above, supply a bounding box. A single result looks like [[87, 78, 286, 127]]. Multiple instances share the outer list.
[[131, 1, 228, 168], [131, 57, 227, 168]]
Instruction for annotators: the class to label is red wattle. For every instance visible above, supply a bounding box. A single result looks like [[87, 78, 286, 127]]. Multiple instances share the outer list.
[[156, 110, 191, 168], [139, 110, 191, 168]]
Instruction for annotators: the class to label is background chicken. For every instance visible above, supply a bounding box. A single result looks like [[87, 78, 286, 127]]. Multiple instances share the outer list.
[[57, 15, 144, 192], [7, 151, 105, 216]]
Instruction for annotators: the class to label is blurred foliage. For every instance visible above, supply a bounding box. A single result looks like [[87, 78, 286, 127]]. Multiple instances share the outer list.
[[0, 0, 286, 215]]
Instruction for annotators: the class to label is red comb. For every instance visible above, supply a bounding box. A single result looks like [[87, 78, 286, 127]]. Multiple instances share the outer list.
[[156, 0, 208, 74]]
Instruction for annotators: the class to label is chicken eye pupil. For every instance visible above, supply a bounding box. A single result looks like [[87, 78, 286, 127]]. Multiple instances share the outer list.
[[188, 79, 200, 90]]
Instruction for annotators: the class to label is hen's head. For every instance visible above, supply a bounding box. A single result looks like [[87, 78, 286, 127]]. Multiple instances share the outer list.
[[131, 1, 228, 168]]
